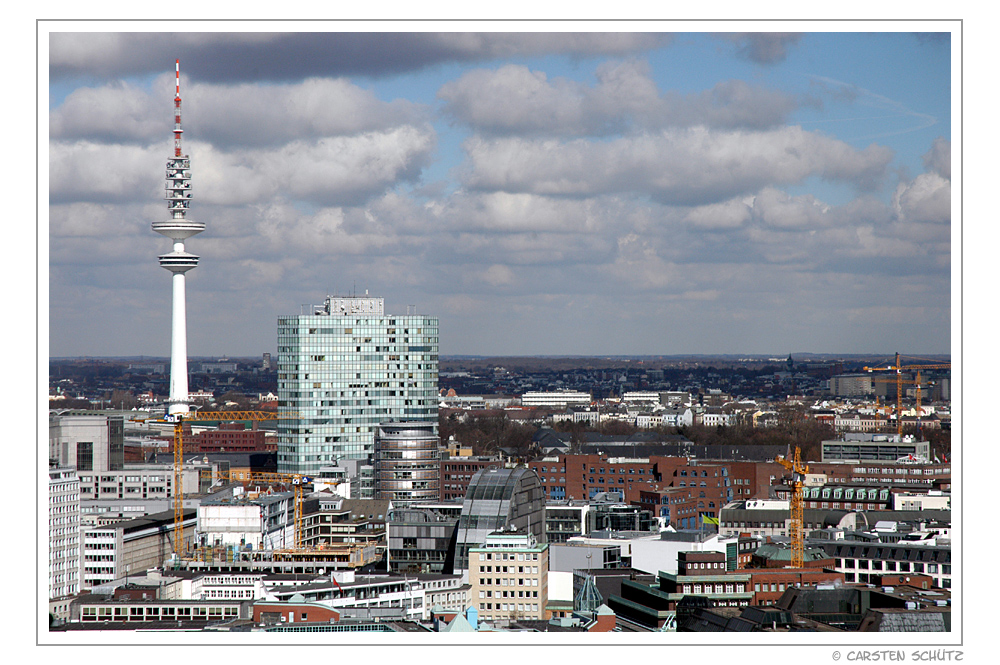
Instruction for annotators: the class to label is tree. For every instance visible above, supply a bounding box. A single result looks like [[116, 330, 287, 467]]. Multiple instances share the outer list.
[[108, 389, 138, 410]]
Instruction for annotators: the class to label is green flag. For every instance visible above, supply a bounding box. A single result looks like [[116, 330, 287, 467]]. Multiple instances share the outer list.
[[702, 515, 719, 525]]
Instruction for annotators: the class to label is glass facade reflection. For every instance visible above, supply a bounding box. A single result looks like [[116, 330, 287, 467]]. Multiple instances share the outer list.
[[454, 467, 546, 573], [374, 421, 440, 503], [276, 296, 439, 475]]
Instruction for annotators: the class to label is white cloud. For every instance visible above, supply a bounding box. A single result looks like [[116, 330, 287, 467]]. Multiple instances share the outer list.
[[50, 82, 162, 142], [923, 137, 950, 178], [439, 61, 797, 135], [51, 75, 430, 149], [49, 140, 162, 203], [750, 188, 831, 230], [894, 172, 951, 225], [481, 264, 515, 287], [683, 197, 752, 230], [460, 126, 893, 204], [893, 138, 951, 225]]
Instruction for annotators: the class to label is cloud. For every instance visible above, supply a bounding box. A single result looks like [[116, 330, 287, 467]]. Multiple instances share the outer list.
[[49, 141, 163, 204], [439, 61, 798, 135], [51, 75, 430, 149], [50, 32, 671, 82], [51, 128, 436, 209], [459, 126, 893, 205], [893, 138, 951, 225], [894, 172, 950, 225], [682, 197, 752, 230], [481, 264, 516, 287], [922, 137, 950, 178], [49, 81, 163, 143], [45, 31, 950, 357], [717, 33, 802, 64], [749, 188, 832, 230]]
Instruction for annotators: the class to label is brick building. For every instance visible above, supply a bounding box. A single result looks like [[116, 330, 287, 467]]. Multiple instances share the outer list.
[[530, 454, 784, 525], [805, 460, 951, 492], [439, 455, 502, 501], [192, 422, 272, 453]]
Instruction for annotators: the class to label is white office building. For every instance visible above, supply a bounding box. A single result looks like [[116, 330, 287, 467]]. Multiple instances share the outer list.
[[277, 295, 439, 474], [49, 467, 81, 600], [49, 412, 125, 472], [520, 390, 591, 409]]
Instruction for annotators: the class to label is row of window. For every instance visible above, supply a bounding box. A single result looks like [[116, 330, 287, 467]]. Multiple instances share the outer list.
[[477, 551, 540, 561], [478, 565, 540, 574], [835, 559, 949, 574], [479, 602, 539, 613], [81, 605, 239, 621], [203, 589, 254, 599], [681, 583, 745, 594], [805, 487, 889, 500], [686, 561, 725, 570], [479, 589, 539, 598]]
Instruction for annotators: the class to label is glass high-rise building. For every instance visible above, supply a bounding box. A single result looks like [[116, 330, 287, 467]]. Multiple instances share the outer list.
[[276, 295, 439, 475]]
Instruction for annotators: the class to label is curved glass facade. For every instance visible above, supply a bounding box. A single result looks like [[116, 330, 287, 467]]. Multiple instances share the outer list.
[[454, 467, 546, 573], [374, 421, 440, 503]]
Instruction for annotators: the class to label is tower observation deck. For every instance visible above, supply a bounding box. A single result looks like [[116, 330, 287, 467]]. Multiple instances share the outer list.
[[153, 60, 204, 415]]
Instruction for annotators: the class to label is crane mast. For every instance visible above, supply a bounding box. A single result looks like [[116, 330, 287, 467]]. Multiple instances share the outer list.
[[776, 447, 809, 568], [864, 352, 950, 438], [166, 410, 304, 558]]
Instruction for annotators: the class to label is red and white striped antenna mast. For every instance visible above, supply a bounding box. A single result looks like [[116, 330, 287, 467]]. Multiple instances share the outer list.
[[173, 59, 183, 157]]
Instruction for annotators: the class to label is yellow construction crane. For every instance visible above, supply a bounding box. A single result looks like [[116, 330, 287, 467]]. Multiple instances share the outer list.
[[775, 447, 809, 568], [869, 375, 919, 433], [873, 396, 894, 429], [199, 468, 310, 550], [864, 353, 950, 439], [162, 409, 303, 558]]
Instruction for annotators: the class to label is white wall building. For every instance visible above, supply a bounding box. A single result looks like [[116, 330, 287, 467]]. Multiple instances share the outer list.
[[893, 491, 951, 511], [265, 569, 453, 621], [622, 391, 662, 404], [49, 467, 81, 600], [77, 460, 216, 525], [635, 413, 665, 429], [80, 510, 196, 590], [49, 412, 124, 472], [520, 390, 591, 409], [196, 491, 296, 551], [701, 410, 734, 427], [468, 529, 549, 624], [630, 532, 732, 576], [659, 407, 695, 428]]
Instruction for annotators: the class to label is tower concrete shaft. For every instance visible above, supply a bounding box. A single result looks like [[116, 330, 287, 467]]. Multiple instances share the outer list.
[[152, 60, 204, 415]]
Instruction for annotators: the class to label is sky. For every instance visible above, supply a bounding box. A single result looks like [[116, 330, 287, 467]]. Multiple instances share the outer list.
[[44, 25, 955, 358]]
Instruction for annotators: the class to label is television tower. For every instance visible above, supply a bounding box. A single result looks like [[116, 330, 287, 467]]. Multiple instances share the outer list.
[[152, 60, 204, 415]]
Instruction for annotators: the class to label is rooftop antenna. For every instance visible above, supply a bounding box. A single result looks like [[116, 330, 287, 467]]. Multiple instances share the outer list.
[[173, 59, 183, 157]]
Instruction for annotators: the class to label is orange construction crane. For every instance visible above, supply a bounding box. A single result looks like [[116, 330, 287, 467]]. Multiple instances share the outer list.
[[864, 353, 950, 439], [873, 396, 894, 429], [163, 410, 303, 558], [775, 447, 809, 568], [199, 468, 310, 550]]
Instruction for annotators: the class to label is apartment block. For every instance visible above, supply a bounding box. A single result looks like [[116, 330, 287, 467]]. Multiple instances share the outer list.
[[468, 529, 549, 624]]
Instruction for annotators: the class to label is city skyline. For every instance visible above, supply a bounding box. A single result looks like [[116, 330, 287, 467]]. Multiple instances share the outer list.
[[47, 25, 954, 358]]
